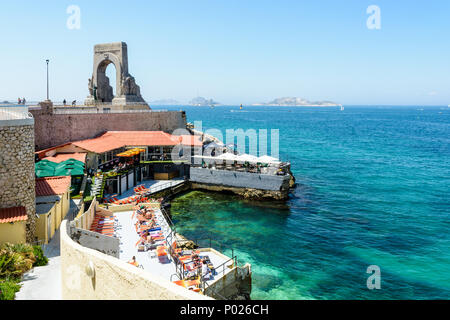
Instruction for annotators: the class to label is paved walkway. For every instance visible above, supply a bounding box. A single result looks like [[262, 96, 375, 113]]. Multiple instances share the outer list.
[[15, 199, 80, 300]]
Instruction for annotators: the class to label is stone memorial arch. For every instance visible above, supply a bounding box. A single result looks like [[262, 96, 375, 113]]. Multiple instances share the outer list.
[[85, 42, 149, 109]]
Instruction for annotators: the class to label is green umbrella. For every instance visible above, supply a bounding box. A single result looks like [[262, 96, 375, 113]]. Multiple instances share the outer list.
[[35, 158, 85, 177]]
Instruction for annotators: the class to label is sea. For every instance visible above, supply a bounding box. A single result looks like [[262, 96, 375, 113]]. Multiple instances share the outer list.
[[152, 104, 450, 300]]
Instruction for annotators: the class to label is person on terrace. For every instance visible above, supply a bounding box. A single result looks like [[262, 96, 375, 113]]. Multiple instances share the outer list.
[[201, 259, 211, 280], [128, 256, 139, 267]]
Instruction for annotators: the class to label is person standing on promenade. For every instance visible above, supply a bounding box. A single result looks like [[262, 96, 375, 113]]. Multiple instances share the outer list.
[[18, 98, 21, 105], [22, 98, 26, 105], [63, 99, 66, 106]]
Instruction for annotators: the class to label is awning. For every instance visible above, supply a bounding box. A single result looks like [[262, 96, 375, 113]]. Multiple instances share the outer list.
[[236, 154, 259, 163], [215, 153, 240, 161], [257, 155, 282, 164], [35, 159, 85, 177], [116, 148, 146, 157]]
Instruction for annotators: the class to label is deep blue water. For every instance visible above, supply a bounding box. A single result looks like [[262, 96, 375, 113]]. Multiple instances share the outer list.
[[153, 105, 450, 300]]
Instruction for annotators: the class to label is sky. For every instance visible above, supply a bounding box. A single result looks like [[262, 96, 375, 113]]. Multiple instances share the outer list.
[[0, 0, 449, 105]]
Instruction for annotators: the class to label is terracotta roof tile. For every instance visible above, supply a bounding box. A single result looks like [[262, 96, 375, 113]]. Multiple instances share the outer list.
[[71, 131, 202, 153], [0, 207, 28, 224], [35, 142, 72, 159], [35, 176, 71, 196], [42, 153, 87, 163]]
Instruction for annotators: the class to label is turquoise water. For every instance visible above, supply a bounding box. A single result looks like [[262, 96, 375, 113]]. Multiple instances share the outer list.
[[155, 105, 450, 300]]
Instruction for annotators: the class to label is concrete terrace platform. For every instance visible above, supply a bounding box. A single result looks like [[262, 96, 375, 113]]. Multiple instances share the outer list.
[[105, 178, 185, 201], [114, 208, 233, 287]]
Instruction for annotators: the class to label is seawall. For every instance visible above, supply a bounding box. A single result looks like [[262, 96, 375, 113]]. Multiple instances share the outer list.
[[189, 167, 291, 200]]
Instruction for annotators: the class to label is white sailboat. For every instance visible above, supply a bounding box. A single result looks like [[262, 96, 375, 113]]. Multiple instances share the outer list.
[[340, 104, 344, 111]]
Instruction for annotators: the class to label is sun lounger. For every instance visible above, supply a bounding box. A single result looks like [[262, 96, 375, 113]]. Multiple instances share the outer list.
[[156, 246, 168, 256]]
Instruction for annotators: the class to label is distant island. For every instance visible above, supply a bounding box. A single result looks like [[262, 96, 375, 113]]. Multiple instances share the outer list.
[[189, 96, 221, 106], [254, 97, 339, 107], [150, 99, 181, 105]]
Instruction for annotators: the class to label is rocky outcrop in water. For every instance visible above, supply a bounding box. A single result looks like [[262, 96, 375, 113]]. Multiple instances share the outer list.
[[191, 183, 289, 200]]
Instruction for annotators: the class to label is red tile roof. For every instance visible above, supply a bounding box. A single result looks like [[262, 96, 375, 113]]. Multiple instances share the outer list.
[[35, 142, 73, 159], [0, 207, 28, 224], [71, 131, 203, 153], [42, 153, 87, 163], [36, 176, 71, 196]]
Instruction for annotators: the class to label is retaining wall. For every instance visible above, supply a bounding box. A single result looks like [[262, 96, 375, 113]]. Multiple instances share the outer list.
[[189, 167, 291, 191], [31, 105, 187, 150]]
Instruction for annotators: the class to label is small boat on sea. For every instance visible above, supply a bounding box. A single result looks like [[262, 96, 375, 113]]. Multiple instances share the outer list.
[[340, 104, 344, 111]]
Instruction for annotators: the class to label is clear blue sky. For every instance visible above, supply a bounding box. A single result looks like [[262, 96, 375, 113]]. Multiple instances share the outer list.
[[0, 0, 449, 105]]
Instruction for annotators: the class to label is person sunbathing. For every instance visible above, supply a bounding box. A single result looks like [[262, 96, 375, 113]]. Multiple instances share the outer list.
[[128, 256, 139, 267], [201, 259, 212, 280], [147, 235, 155, 244]]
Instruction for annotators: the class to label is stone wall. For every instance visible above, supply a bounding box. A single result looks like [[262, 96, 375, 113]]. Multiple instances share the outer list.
[[189, 167, 290, 192], [31, 104, 187, 150], [0, 123, 36, 242], [204, 263, 252, 300]]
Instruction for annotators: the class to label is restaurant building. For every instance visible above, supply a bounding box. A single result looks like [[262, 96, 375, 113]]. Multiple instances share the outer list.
[[34, 131, 203, 196]]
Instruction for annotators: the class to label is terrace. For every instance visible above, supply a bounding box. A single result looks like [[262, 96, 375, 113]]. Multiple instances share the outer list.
[[192, 153, 291, 176], [77, 192, 240, 297], [0, 106, 34, 126], [113, 207, 235, 291]]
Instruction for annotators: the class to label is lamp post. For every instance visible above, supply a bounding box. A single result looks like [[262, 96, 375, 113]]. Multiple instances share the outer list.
[[46, 59, 49, 100]]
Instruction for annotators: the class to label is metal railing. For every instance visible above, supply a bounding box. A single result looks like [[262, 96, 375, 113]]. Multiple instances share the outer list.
[[0, 107, 34, 120], [191, 163, 290, 176], [142, 179, 186, 195], [160, 206, 176, 228], [82, 101, 150, 106], [170, 273, 182, 281], [172, 236, 239, 277], [212, 256, 238, 278], [53, 108, 170, 114], [202, 279, 228, 300]]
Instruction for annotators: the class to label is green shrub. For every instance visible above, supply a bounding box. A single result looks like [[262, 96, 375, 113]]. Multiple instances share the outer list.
[[84, 195, 94, 202], [0, 244, 35, 278], [32, 246, 48, 267], [0, 243, 49, 300], [0, 278, 21, 300]]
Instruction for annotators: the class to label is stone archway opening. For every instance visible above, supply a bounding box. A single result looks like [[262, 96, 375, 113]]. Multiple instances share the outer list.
[[84, 42, 149, 110], [105, 61, 117, 98], [96, 59, 116, 102]]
